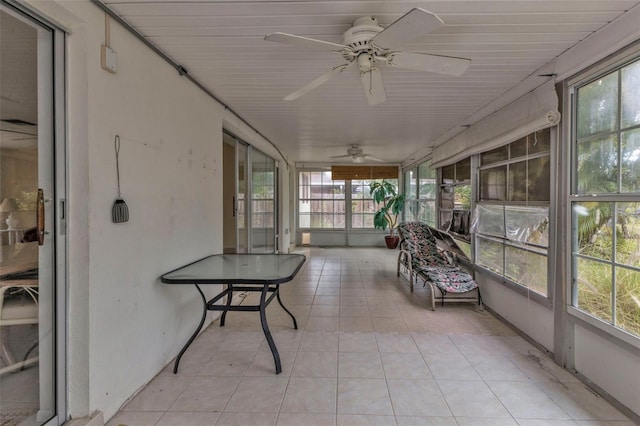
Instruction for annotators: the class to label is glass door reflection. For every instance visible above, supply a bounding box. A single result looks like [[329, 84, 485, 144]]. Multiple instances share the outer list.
[[0, 5, 57, 424]]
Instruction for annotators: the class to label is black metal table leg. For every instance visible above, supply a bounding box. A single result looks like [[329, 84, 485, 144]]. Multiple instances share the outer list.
[[275, 285, 298, 329], [260, 285, 282, 374], [173, 284, 207, 374], [220, 283, 233, 327]]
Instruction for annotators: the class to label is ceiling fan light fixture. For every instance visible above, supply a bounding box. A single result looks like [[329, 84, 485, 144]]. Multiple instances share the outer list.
[[357, 53, 373, 72]]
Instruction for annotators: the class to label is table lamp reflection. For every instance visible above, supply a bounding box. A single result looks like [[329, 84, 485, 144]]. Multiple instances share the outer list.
[[0, 198, 19, 229]]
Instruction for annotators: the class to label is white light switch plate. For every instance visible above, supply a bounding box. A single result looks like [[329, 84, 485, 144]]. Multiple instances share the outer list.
[[101, 45, 117, 73]]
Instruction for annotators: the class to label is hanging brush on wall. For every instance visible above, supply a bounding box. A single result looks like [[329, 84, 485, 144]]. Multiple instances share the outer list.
[[112, 134, 130, 223]]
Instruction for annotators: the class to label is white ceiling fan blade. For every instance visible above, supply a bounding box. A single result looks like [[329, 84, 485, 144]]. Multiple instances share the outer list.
[[284, 63, 353, 101], [360, 68, 386, 105], [265, 32, 348, 52], [390, 52, 470, 76], [371, 8, 443, 50], [362, 154, 385, 162], [329, 154, 352, 159]]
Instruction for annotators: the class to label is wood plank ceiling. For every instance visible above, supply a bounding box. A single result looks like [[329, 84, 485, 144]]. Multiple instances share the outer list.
[[100, 0, 640, 164]]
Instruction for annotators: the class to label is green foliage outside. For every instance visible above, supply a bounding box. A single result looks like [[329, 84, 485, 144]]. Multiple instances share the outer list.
[[575, 202, 640, 336], [574, 58, 640, 337]]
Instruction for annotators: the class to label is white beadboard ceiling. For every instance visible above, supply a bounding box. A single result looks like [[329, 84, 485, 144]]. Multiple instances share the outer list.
[[100, 0, 640, 164]]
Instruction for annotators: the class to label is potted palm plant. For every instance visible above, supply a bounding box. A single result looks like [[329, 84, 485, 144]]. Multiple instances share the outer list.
[[369, 180, 406, 249]]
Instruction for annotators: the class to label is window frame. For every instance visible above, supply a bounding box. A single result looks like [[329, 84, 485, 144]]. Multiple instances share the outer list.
[[472, 128, 555, 304], [297, 169, 346, 230], [568, 51, 640, 346], [297, 170, 398, 231], [403, 160, 437, 226], [438, 158, 472, 242]]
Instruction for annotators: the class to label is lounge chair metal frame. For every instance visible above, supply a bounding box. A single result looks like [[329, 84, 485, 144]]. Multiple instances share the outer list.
[[396, 222, 481, 311]]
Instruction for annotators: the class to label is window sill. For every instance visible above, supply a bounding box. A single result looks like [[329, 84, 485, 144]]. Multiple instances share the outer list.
[[568, 307, 640, 354], [474, 266, 552, 308]]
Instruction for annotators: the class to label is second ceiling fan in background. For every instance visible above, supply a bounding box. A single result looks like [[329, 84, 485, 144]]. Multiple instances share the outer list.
[[264, 8, 471, 105]]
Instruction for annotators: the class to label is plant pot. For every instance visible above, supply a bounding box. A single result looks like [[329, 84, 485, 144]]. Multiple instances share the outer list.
[[384, 235, 400, 249]]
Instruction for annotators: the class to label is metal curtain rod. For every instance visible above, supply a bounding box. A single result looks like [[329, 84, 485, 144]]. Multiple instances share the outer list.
[[89, 0, 289, 167]]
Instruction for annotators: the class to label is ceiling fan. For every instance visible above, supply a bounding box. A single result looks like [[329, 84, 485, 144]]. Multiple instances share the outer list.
[[264, 8, 471, 105], [329, 145, 384, 163]]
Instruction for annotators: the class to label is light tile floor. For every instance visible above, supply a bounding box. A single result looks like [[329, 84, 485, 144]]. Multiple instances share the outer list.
[[107, 248, 635, 426]]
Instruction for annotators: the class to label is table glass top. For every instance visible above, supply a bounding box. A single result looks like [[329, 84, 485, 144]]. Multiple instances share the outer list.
[[161, 254, 306, 284]]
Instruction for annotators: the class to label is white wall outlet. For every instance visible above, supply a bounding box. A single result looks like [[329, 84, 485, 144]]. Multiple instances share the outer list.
[[101, 45, 117, 74]]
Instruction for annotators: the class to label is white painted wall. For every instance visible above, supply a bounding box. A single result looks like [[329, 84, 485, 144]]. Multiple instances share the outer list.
[[475, 272, 555, 351], [72, 3, 225, 420], [574, 325, 640, 415], [23, 0, 292, 421]]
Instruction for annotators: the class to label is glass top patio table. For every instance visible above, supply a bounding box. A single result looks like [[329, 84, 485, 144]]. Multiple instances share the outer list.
[[161, 253, 306, 374], [161, 253, 306, 285]]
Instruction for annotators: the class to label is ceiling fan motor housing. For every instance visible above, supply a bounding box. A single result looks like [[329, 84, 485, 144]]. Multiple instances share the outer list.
[[346, 145, 363, 156], [342, 16, 383, 55]]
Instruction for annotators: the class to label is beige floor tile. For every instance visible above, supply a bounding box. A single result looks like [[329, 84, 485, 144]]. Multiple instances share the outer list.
[[372, 316, 409, 333], [299, 331, 339, 352], [215, 412, 278, 425], [380, 352, 432, 379], [160, 346, 214, 377], [169, 376, 240, 412], [306, 316, 339, 331], [395, 416, 458, 425], [258, 330, 304, 353], [316, 287, 341, 296], [200, 351, 254, 376], [338, 352, 384, 378], [340, 289, 366, 297], [375, 333, 419, 353], [437, 380, 512, 418], [387, 379, 451, 417], [314, 295, 341, 305], [106, 248, 633, 426], [338, 333, 378, 353], [245, 350, 297, 376], [292, 351, 338, 377], [412, 334, 460, 355], [339, 316, 374, 332], [454, 418, 519, 425], [225, 376, 289, 413], [423, 352, 482, 381], [277, 413, 336, 426], [466, 354, 530, 382], [105, 412, 164, 426], [340, 295, 368, 306], [280, 377, 337, 413], [156, 412, 219, 426], [340, 305, 370, 317], [310, 304, 340, 317], [122, 375, 193, 411], [337, 378, 393, 415], [486, 381, 570, 419], [537, 382, 629, 421], [337, 414, 396, 425]]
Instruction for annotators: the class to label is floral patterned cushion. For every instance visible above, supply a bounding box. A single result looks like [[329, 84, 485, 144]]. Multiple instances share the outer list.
[[398, 222, 479, 294]]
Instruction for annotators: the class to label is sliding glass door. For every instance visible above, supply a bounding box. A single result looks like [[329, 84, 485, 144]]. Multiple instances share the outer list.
[[250, 149, 277, 253], [0, 3, 65, 424], [223, 131, 278, 253]]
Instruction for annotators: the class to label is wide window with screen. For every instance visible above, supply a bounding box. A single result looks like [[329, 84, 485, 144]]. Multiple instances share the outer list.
[[474, 129, 551, 296], [404, 160, 436, 226], [351, 179, 376, 228], [571, 56, 640, 338], [298, 171, 399, 230], [298, 171, 345, 229], [439, 158, 471, 238]]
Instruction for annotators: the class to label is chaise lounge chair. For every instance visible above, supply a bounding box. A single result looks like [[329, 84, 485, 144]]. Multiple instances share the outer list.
[[397, 222, 481, 310]]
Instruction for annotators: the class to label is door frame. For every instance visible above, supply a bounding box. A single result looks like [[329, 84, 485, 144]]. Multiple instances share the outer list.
[[1, 1, 68, 423]]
